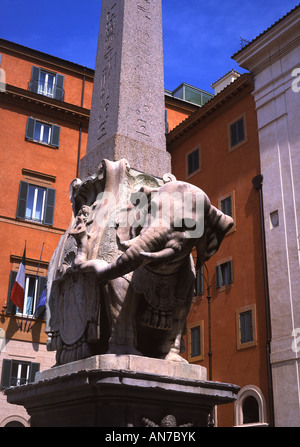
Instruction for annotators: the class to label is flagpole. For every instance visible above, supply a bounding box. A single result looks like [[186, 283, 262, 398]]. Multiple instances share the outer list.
[[24, 241, 45, 332], [19, 240, 26, 331]]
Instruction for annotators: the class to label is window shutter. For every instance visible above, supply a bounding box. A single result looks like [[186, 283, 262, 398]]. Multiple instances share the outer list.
[[195, 268, 203, 296], [237, 118, 245, 142], [16, 181, 29, 220], [188, 153, 193, 176], [1, 359, 13, 388], [51, 125, 60, 147], [215, 265, 222, 289], [55, 74, 64, 101], [43, 188, 56, 225], [230, 123, 236, 147], [240, 311, 253, 343], [30, 66, 40, 93], [165, 109, 169, 134], [228, 260, 233, 284], [25, 117, 36, 140], [29, 362, 40, 383], [6, 271, 17, 315], [190, 326, 201, 358]]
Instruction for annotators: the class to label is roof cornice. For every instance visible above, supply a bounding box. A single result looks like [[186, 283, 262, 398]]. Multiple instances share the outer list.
[[0, 84, 90, 126], [232, 5, 300, 70], [0, 38, 95, 79], [166, 73, 253, 150]]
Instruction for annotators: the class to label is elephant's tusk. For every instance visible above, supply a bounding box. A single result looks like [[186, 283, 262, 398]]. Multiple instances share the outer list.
[[140, 248, 176, 261]]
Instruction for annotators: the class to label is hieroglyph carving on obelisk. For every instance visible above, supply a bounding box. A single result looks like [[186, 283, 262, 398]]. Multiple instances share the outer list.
[[80, 0, 171, 179]]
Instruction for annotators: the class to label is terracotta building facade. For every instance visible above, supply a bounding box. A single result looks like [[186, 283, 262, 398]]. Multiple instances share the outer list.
[[0, 39, 93, 426], [167, 73, 271, 427]]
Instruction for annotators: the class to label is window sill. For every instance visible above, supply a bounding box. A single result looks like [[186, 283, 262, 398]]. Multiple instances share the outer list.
[[25, 138, 59, 150], [186, 167, 202, 181], [17, 217, 51, 227], [216, 283, 232, 293], [236, 340, 257, 350], [228, 137, 248, 153]]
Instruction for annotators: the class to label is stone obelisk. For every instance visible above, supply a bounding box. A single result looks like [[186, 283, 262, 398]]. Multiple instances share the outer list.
[[80, 0, 171, 179]]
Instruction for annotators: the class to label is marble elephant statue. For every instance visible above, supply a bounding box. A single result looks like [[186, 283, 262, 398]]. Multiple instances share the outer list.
[[45, 159, 233, 364]]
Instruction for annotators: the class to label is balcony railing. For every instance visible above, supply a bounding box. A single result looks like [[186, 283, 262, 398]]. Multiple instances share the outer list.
[[28, 80, 65, 101]]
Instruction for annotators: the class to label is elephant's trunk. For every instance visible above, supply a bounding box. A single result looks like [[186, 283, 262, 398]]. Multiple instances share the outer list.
[[80, 224, 171, 281]]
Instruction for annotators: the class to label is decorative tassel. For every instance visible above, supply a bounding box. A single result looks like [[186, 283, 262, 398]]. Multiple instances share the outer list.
[[151, 309, 159, 328]]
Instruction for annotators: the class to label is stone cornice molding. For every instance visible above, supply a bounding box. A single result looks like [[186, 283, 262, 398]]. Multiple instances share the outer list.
[[232, 7, 300, 72], [0, 38, 95, 80], [0, 84, 90, 127]]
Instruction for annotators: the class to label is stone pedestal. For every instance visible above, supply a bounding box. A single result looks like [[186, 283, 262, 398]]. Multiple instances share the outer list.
[[5, 355, 239, 427]]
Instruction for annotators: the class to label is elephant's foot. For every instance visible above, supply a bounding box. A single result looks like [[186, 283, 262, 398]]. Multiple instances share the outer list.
[[164, 350, 189, 363], [107, 344, 143, 356]]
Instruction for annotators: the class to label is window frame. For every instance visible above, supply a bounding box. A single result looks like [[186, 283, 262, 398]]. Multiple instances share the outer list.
[[1, 359, 40, 389], [228, 113, 248, 152], [236, 304, 257, 350], [29, 66, 65, 101], [16, 180, 56, 226], [234, 385, 268, 427], [194, 265, 204, 297], [218, 191, 236, 233], [187, 321, 204, 363], [38, 70, 56, 98], [6, 270, 47, 317], [215, 258, 233, 291], [25, 117, 61, 148], [186, 146, 201, 179]]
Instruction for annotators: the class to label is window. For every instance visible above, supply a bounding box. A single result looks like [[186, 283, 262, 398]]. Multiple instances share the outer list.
[[6, 270, 46, 317], [187, 321, 204, 362], [228, 113, 247, 151], [215, 260, 233, 289], [165, 109, 169, 134], [25, 117, 61, 147], [29, 66, 64, 101], [38, 70, 56, 97], [221, 196, 232, 217], [240, 310, 253, 344], [16, 181, 56, 226], [187, 147, 200, 177], [218, 192, 236, 232], [1, 359, 40, 389], [234, 385, 268, 427], [194, 266, 204, 297], [230, 117, 244, 147], [243, 396, 259, 424], [236, 304, 257, 349]]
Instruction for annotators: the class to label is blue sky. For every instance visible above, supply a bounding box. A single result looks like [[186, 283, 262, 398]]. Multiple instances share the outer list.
[[0, 0, 299, 93]]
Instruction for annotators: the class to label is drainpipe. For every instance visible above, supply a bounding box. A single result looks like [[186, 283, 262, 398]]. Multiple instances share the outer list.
[[252, 174, 275, 427], [76, 72, 86, 178]]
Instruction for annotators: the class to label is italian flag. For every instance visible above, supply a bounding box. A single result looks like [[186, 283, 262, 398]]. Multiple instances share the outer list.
[[10, 247, 26, 313]]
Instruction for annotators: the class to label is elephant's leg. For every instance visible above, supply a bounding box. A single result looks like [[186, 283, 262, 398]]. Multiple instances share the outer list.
[[164, 323, 188, 363], [105, 278, 142, 356]]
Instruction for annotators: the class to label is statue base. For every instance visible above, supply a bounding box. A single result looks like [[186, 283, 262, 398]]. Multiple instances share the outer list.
[[5, 355, 239, 427]]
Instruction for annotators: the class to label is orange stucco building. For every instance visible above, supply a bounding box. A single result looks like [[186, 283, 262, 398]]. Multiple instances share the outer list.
[[0, 39, 94, 426], [167, 73, 271, 427]]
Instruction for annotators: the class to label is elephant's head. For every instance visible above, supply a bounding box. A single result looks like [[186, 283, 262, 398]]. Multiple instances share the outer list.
[[78, 180, 234, 280]]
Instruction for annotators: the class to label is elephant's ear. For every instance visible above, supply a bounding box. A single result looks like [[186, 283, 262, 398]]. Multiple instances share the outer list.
[[197, 205, 234, 265]]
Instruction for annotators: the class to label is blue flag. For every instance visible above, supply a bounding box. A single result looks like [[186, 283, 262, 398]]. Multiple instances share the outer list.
[[35, 284, 47, 314]]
